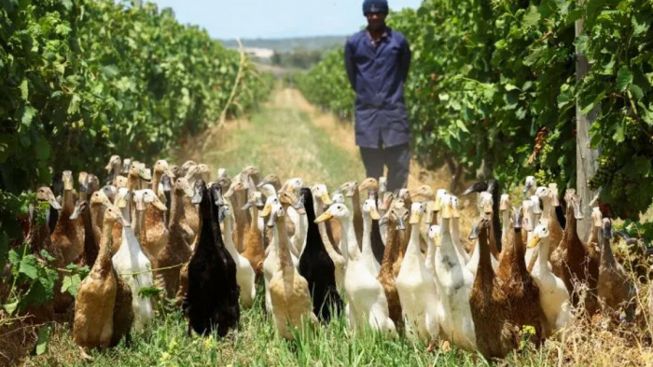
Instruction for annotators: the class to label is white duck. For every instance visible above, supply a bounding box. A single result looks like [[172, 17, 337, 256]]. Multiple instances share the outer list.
[[282, 177, 307, 256], [312, 184, 345, 292], [448, 195, 471, 264], [425, 224, 441, 277], [361, 196, 381, 275], [528, 221, 571, 336], [111, 189, 154, 331], [221, 200, 256, 308], [316, 203, 395, 334], [433, 198, 476, 350], [523, 198, 539, 266], [395, 202, 441, 343]]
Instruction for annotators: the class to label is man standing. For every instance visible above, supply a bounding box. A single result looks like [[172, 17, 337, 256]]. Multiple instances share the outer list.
[[345, 0, 411, 192]]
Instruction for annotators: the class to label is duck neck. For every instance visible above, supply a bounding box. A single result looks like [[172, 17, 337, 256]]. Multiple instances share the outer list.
[[380, 223, 401, 273], [600, 234, 617, 268], [152, 172, 162, 196], [440, 217, 454, 254], [351, 191, 363, 246], [511, 228, 527, 272], [91, 204, 104, 233], [82, 206, 98, 266], [339, 215, 359, 261], [275, 213, 294, 276], [128, 174, 140, 192], [537, 237, 551, 269], [475, 226, 495, 288], [170, 191, 185, 226], [249, 205, 259, 231], [407, 220, 422, 256], [62, 189, 74, 216], [362, 214, 373, 257], [134, 209, 145, 240], [97, 220, 115, 275], [425, 233, 437, 266], [501, 209, 510, 245], [223, 217, 238, 260]]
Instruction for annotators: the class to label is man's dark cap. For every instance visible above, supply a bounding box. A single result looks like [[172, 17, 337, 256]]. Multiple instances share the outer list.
[[363, 0, 389, 15]]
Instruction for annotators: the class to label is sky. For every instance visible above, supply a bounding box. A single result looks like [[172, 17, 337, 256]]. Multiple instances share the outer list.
[[149, 0, 423, 39]]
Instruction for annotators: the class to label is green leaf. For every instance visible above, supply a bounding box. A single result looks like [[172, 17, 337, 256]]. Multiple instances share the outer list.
[[455, 119, 469, 133], [61, 274, 82, 296], [21, 106, 37, 127], [19, 255, 39, 279], [3, 300, 18, 315], [0, 232, 8, 269], [8, 249, 20, 266], [616, 66, 633, 91], [523, 6, 541, 29], [35, 325, 51, 355], [67, 94, 81, 115], [504, 83, 519, 92], [19, 79, 29, 101], [613, 123, 625, 143], [629, 84, 644, 100]]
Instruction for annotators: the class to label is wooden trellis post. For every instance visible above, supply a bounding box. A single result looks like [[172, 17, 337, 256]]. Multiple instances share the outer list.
[[575, 11, 599, 240]]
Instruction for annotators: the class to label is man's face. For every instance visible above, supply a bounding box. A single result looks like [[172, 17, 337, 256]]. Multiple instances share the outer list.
[[366, 12, 387, 32]]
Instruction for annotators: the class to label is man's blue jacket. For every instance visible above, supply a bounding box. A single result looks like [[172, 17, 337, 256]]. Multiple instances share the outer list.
[[344, 27, 411, 149]]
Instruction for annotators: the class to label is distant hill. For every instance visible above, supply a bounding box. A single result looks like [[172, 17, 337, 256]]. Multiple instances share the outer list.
[[220, 35, 346, 53]]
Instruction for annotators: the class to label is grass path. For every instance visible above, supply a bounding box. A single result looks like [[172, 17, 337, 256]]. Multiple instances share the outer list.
[[178, 86, 365, 189]]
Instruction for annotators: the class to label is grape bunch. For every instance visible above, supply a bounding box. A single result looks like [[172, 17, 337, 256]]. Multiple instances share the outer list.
[[589, 155, 619, 190]]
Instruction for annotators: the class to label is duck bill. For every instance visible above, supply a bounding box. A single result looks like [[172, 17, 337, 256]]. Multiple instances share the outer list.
[[135, 200, 146, 211], [441, 204, 452, 219], [69, 203, 83, 220], [154, 200, 167, 211], [266, 211, 277, 228], [468, 223, 479, 240], [314, 211, 333, 224], [452, 207, 461, 219], [140, 168, 152, 181], [48, 196, 62, 211], [191, 190, 202, 205], [396, 216, 407, 231], [370, 208, 381, 220], [320, 193, 333, 206], [572, 200, 584, 220], [115, 196, 128, 209], [241, 202, 253, 211], [527, 236, 541, 249], [409, 212, 420, 225], [259, 203, 272, 218], [161, 176, 173, 192]]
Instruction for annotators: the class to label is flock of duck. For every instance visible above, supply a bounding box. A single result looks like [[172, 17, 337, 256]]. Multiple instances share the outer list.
[[22, 155, 639, 359]]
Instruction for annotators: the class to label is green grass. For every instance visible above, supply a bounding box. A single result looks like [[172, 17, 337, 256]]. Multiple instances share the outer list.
[[28, 286, 489, 367], [198, 95, 365, 189]]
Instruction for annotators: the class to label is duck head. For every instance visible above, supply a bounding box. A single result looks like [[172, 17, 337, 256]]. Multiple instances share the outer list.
[[315, 203, 350, 224], [62, 170, 74, 191], [173, 177, 194, 198], [339, 181, 358, 197], [37, 186, 62, 210], [362, 197, 381, 220], [528, 221, 550, 248], [358, 177, 379, 195], [409, 202, 427, 225], [134, 189, 167, 212], [105, 155, 121, 175], [409, 185, 435, 203], [311, 183, 333, 206]]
